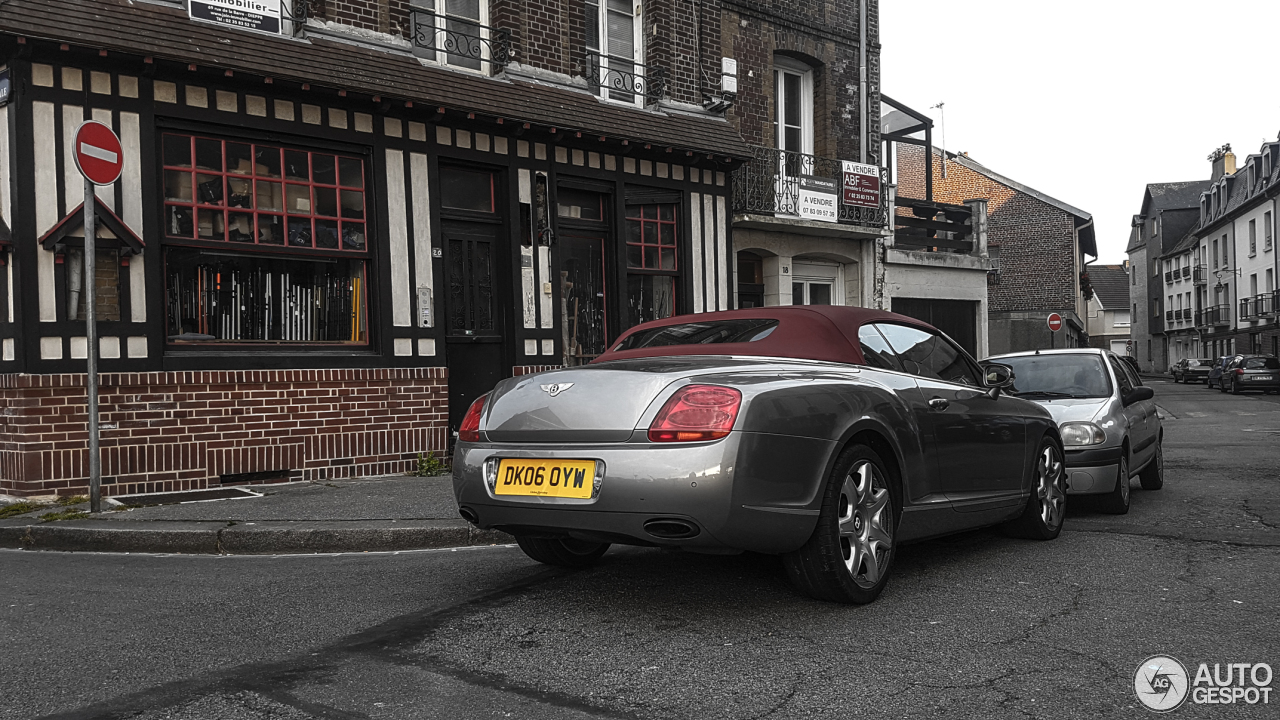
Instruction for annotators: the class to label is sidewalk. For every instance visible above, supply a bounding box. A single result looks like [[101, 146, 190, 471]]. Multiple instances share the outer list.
[[0, 474, 511, 555]]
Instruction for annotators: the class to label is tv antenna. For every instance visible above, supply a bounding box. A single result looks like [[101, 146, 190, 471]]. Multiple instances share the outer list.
[[931, 102, 947, 178]]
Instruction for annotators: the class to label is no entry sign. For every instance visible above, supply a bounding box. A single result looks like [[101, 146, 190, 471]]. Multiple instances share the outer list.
[[73, 121, 123, 186], [1047, 313, 1063, 332]]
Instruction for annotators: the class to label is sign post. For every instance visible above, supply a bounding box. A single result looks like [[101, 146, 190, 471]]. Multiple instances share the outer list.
[[1047, 312, 1063, 350], [73, 121, 124, 513]]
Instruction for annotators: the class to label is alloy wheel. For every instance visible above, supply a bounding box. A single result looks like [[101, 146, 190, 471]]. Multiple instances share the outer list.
[[837, 461, 893, 590], [1036, 445, 1066, 529]]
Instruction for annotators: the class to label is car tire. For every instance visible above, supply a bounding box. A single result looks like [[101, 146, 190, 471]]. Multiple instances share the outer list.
[[783, 444, 899, 604], [514, 536, 610, 567], [1099, 452, 1130, 514], [1231, 378, 1241, 395], [1001, 437, 1066, 540], [1139, 435, 1164, 490]]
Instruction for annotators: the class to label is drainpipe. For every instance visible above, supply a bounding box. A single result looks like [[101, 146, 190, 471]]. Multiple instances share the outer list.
[[859, 0, 868, 163]]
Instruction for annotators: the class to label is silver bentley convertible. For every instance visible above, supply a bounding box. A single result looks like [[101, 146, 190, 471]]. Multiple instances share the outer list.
[[453, 307, 1065, 604]]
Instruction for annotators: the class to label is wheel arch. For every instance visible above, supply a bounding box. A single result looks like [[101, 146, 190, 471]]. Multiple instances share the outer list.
[[830, 418, 908, 509]]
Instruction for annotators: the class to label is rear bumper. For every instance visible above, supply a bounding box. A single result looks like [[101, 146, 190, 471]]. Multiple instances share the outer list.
[[452, 433, 831, 554], [1236, 377, 1280, 389]]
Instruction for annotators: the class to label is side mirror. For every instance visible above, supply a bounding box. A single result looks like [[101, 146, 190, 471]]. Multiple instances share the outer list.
[[1122, 386, 1155, 406], [982, 363, 1016, 388]]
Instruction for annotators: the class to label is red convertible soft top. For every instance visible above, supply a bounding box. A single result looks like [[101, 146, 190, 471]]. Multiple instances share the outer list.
[[594, 306, 939, 366]]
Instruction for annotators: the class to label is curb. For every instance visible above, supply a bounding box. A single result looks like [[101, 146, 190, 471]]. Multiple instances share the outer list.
[[0, 519, 512, 555]]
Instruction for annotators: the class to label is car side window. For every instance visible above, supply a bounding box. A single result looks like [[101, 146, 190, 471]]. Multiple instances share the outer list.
[[874, 323, 981, 386], [857, 325, 902, 372], [1108, 357, 1134, 395]]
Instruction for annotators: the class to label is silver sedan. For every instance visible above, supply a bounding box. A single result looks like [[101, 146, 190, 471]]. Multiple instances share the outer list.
[[985, 348, 1164, 514]]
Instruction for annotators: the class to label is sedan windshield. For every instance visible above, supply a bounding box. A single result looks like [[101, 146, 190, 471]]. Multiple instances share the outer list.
[[998, 354, 1112, 399]]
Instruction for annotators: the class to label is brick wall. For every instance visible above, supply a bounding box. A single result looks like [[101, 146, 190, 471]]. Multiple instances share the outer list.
[[314, 0, 713, 104], [0, 368, 448, 497], [896, 144, 1079, 312], [722, 0, 874, 161]]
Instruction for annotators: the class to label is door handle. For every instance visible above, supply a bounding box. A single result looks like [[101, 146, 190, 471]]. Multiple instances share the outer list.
[[928, 397, 950, 411]]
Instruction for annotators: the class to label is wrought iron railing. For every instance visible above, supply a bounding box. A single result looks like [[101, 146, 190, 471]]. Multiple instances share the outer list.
[[411, 10, 512, 74], [1165, 271, 1173, 283], [1240, 293, 1276, 320], [732, 145, 889, 229], [1181, 308, 1192, 320], [1166, 310, 1174, 322], [1181, 265, 1191, 278], [1195, 304, 1230, 327], [587, 52, 666, 105], [1193, 265, 1208, 285]]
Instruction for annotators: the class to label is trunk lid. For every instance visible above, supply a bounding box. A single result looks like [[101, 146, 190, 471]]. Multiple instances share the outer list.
[[481, 357, 781, 442]]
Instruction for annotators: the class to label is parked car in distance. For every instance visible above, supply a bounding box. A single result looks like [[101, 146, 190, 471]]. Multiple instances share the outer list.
[[1220, 355, 1280, 395], [1207, 356, 1235, 389], [1172, 358, 1213, 384], [454, 307, 1066, 605], [984, 348, 1163, 515], [1120, 355, 1141, 375]]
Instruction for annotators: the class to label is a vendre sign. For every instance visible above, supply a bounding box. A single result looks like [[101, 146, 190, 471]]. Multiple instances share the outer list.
[[842, 161, 881, 209], [190, 0, 283, 34]]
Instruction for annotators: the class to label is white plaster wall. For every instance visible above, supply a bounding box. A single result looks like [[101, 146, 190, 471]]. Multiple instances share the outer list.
[[384, 148, 411, 327], [33, 101, 58, 322]]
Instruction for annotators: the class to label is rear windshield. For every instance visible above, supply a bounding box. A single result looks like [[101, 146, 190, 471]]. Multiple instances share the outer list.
[[613, 319, 780, 351], [1243, 357, 1280, 370], [1188, 359, 1209, 367], [998, 354, 1112, 399]]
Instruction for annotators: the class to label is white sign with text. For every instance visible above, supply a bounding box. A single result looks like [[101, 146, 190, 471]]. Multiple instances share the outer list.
[[190, 0, 283, 34]]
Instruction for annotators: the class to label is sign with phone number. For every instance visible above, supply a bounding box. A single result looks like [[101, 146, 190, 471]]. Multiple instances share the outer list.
[[190, 0, 282, 34]]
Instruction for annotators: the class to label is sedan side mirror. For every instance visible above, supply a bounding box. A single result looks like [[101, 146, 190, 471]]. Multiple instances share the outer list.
[[1122, 386, 1154, 406], [982, 363, 1016, 388]]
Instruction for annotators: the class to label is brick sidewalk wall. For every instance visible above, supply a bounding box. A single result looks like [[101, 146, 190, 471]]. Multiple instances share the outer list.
[[0, 368, 448, 497]]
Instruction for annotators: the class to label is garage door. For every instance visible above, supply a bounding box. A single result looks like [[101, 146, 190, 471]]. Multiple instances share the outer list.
[[890, 298, 979, 358]]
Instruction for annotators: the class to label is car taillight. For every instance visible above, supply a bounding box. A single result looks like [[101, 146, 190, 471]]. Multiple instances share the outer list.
[[458, 394, 488, 443], [1236, 368, 1245, 376], [648, 385, 742, 443]]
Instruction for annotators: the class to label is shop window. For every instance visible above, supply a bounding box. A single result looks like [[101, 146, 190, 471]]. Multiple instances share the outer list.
[[161, 132, 371, 346], [162, 133, 367, 252], [65, 248, 121, 322], [440, 167, 495, 213], [557, 187, 605, 221], [165, 248, 367, 343], [624, 203, 677, 329]]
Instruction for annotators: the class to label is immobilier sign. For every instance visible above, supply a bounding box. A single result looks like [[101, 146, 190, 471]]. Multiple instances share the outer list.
[[190, 0, 282, 34]]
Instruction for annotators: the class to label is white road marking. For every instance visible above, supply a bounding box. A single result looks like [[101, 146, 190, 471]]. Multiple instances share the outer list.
[[79, 142, 118, 164]]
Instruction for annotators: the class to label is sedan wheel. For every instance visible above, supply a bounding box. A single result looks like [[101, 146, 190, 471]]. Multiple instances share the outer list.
[[1139, 435, 1164, 490], [1100, 453, 1130, 514], [1002, 439, 1066, 540], [784, 444, 897, 604]]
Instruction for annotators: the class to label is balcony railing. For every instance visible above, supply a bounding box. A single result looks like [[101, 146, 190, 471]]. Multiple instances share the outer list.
[[1182, 308, 1192, 320], [1240, 293, 1277, 321], [1166, 310, 1174, 322], [1195, 304, 1230, 327], [1165, 271, 1173, 283], [732, 145, 891, 230], [1193, 265, 1208, 285], [1181, 265, 1191, 278], [411, 10, 512, 75], [587, 52, 666, 106]]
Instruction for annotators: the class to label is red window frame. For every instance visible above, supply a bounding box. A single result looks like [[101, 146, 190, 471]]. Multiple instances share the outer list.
[[625, 203, 678, 272], [161, 133, 368, 253]]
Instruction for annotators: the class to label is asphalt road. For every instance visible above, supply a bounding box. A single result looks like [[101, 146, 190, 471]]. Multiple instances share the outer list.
[[3, 378, 1277, 720]]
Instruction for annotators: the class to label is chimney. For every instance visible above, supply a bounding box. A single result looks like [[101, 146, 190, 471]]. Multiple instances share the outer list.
[[1209, 144, 1237, 180]]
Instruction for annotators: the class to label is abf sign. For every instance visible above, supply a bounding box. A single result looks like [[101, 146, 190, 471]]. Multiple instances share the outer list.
[[190, 0, 282, 34]]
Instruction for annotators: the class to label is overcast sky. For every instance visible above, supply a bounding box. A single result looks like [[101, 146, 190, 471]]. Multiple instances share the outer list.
[[880, 0, 1280, 264]]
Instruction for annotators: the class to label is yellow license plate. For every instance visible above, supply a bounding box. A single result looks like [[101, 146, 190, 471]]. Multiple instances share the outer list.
[[495, 459, 596, 499]]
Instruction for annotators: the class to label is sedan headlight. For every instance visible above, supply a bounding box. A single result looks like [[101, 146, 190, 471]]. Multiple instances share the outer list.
[[1059, 422, 1106, 447]]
